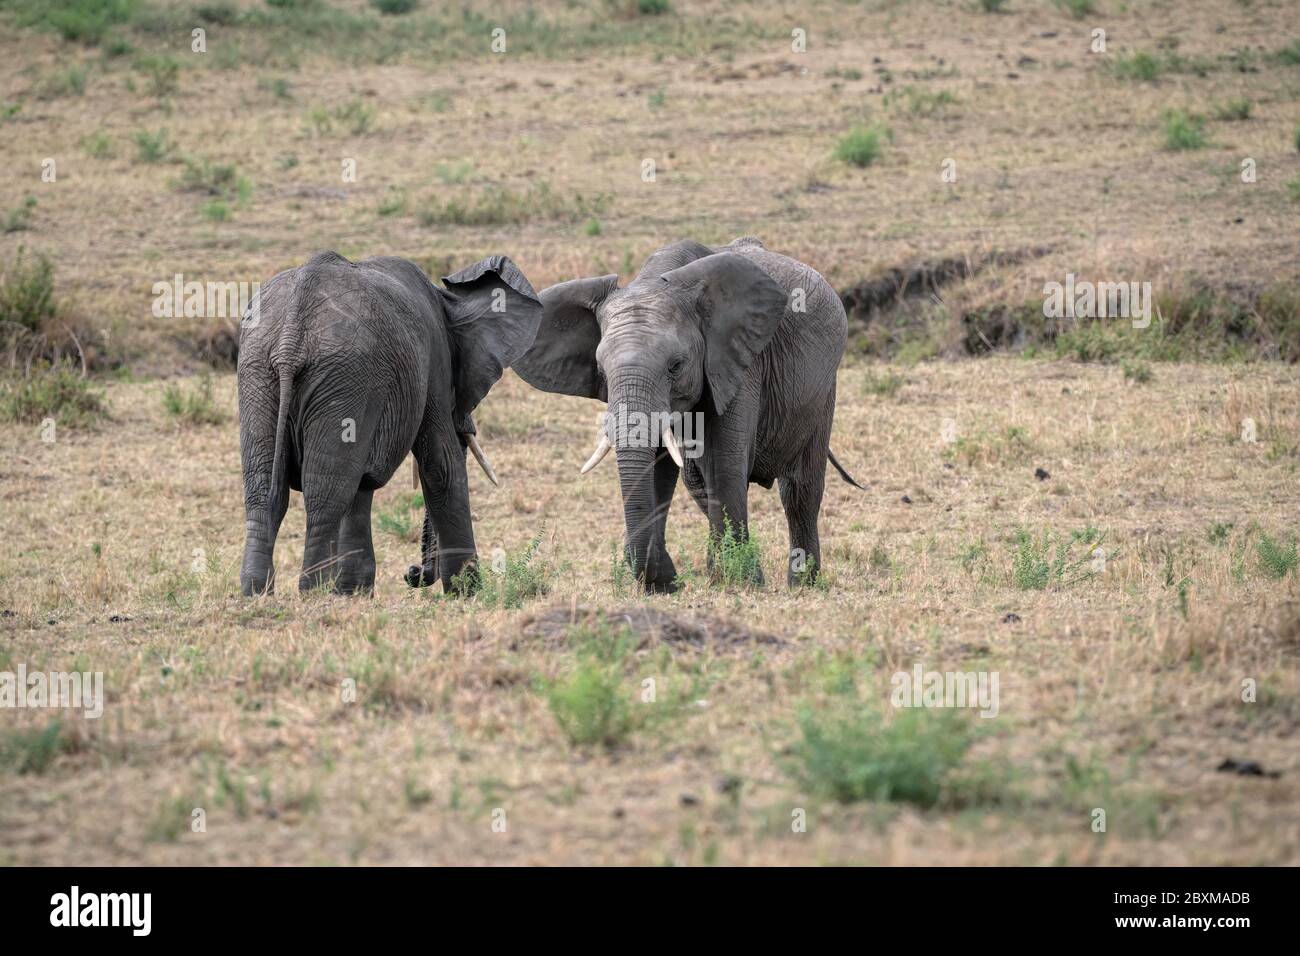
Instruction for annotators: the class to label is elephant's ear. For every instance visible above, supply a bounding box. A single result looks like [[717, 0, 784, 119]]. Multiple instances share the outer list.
[[661, 252, 788, 415], [440, 255, 544, 427], [511, 274, 619, 402]]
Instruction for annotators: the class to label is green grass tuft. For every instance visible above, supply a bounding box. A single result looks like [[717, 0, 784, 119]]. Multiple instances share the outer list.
[[834, 124, 890, 168], [1162, 109, 1207, 151], [1256, 533, 1298, 579], [785, 700, 989, 807], [162, 374, 225, 426]]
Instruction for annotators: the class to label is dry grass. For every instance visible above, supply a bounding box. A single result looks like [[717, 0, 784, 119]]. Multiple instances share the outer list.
[[2, 1, 1299, 369], [1, 360, 1297, 864], [0, 0, 1298, 865]]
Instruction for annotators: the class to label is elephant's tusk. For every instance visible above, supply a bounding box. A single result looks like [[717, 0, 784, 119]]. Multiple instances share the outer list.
[[466, 434, 499, 487], [581, 432, 613, 474], [662, 426, 684, 468]]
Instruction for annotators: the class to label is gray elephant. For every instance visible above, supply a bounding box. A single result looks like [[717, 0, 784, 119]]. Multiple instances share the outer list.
[[513, 236, 859, 592], [237, 251, 542, 596]]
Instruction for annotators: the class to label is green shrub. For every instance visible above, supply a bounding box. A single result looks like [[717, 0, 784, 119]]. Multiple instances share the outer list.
[[162, 374, 225, 425], [370, 0, 417, 13], [710, 515, 763, 587], [39, 64, 87, 98], [9, 0, 139, 46], [1162, 109, 1207, 150], [885, 85, 959, 117], [81, 130, 113, 158], [1275, 39, 1300, 66], [133, 53, 179, 97], [546, 660, 635, 748], [306, 100, 374, 136], [2, 197, 37, 234], [464, 531, 551, 608], [861, 368, 905, 397], [1111, 51, 1161, 82], [377, 188, 407, 217], [785, 700, 981, 807], [834, 124, 889, 168], [1121, 359, 1152, 383], [979, 0, 1009, 11], [132, 128, 171, 163], [1256, 533, 1298, 579], [1212, 98, 1252, 121], [0, 248, 56, 334], [201, 199, 230, 222], [0, 722, 69, 775], [1011, 527, 1105, 590], [433, 160, 472, 184], [0, 364, 106, 427], [178, 157, 252, 203]]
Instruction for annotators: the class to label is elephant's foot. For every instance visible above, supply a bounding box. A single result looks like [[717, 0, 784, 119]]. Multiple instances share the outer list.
[[240, 557, 275, 597], [298, 571, 337, 594], [240, 574, 274, 597], [640, 552, 680, 594], [442, 559, 482, 597], [333, 575, 375, 596]]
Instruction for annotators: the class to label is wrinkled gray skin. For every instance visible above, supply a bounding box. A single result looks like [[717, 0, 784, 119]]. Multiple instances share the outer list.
[[513, 237, 858, 592], [238, 251, 542, 596]]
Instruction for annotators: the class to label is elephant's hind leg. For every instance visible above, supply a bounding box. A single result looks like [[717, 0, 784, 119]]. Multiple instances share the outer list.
[[779, 468, 825, 587], [780, 421, 831, 587], [299, 467, 357, 593], [333, 487, 376, 595]]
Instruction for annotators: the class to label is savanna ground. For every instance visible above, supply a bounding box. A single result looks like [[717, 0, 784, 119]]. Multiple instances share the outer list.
[[0, 0, 1298, 865]]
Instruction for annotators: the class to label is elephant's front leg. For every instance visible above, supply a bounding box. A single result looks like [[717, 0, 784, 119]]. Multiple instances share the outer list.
[[411, 429, 480, 595], [642, 452, 680, 593], [703, 456, 763, 587]]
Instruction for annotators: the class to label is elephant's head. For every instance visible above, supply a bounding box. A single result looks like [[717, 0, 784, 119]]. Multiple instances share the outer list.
[[513, 250, 787, 589], [428, 254, 544, 486]]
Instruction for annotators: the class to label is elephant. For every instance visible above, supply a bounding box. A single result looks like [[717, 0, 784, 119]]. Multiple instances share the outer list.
[[237, 251, 543, 596], [512, 236, 860, 592]]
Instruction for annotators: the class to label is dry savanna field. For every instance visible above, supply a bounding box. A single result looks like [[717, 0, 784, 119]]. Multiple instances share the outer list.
[[1, 0, 1298, 865]]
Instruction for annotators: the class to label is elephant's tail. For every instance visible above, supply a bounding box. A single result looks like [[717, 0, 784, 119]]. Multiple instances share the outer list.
[[828, 448, 865, 489], [265, 365, 293, 549]]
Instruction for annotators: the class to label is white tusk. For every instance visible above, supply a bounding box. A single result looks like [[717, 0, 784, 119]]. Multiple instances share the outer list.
[[662, 426, 684, 468], [581, 432, 613, 474], [466, 434, 499, 487]]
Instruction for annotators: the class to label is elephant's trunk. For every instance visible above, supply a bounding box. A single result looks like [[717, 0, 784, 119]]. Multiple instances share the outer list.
[[606, 367, 668, 587]]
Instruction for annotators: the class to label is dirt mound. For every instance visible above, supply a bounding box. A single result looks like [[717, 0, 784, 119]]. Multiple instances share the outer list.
[[518, 603, 785, 649]]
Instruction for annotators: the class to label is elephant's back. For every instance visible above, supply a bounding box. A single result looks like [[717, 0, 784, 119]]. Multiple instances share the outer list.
[[720, 239, 847, 345], [244, 253, 441, 488]]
